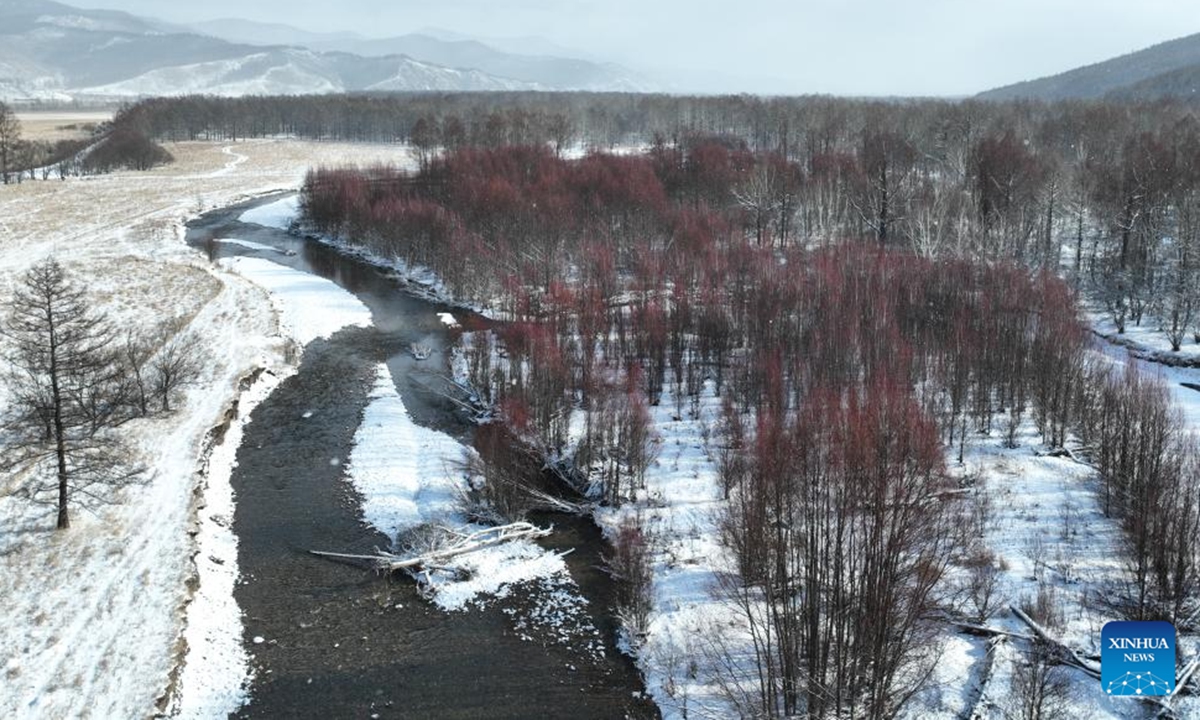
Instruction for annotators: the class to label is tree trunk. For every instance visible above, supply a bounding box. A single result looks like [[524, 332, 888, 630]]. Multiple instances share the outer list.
[[50, 348, 69, 530]]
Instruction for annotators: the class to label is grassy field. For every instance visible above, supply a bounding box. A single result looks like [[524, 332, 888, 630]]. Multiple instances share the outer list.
[[14, 111, 113, 142]]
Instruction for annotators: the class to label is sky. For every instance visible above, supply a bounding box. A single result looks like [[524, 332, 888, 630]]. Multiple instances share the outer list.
[[68, 0, 1200, 96]]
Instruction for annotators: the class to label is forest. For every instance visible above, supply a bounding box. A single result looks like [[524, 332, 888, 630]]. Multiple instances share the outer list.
[[116, 91, 1200, 347], [98, 90, 1200, 716], [299, 141, 1200, 716]]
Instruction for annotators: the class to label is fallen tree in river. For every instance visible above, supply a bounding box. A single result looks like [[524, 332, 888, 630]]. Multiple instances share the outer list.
[[311, 521, 553, 573]]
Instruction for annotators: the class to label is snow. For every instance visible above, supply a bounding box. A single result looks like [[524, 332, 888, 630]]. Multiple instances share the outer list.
[[218, 255, 371, 347], [343, 364, 585, 616], [171, 369, 285, 719], [430, 540, 569, 612], [5, 133, 1196, 717], [0, 266, 277, 720], [345, 364, 465, 540], [74, 53, 341, 99], [592, 380, 737, 718], [437, 312, 460, 329], [580, 368, 1179, 719], [1092, 329, 1200, 436], [1090, 307, 1200, 362], [238, 196, 299, 230], [909, 632, 988, 719], [215, 238, 286, 253], [934, 424, 1128, 720]]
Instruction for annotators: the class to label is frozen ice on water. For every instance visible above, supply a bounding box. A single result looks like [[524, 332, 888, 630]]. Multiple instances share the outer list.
[[219, 256, 371, 348], [238, 196, 300, 230]]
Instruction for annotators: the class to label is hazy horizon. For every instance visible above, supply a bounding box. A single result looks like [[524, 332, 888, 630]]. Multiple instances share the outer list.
[[56, 0, 1200, 96]]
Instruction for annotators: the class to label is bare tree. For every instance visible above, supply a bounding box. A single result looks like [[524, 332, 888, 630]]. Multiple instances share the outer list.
[[0, 258, 142, 529], [150, 326, 202, 412], [605, 515, 655, 644], [733, 160, 782, 246], [1010, 641, 1073, 720], [122, 330, 154, 417], [0, 101, 21, 185]]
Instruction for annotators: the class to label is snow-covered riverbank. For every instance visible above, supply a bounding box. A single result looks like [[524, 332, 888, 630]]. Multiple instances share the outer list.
[[0, 139, 417, 720]]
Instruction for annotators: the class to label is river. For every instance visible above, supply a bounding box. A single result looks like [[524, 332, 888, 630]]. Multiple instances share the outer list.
[[186, 194, 658, 719]]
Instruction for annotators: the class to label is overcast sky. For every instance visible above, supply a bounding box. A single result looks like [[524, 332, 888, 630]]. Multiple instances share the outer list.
[[69, 0, 1200, 95]]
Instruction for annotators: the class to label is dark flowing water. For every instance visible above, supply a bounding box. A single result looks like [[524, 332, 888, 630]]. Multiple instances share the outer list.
[[187, 195, 658, 719]]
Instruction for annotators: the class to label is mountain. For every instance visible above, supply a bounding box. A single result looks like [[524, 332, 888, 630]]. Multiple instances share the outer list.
[[189, 17, 363, 49], [0, 0, 538, 102], [978, 32, 1200, 102], [415, 27, 605, 63], [191, 18, 656, 92]]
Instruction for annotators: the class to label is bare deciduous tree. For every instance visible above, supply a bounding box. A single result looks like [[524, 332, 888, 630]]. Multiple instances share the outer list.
[[150, 326, 202, 413], [605, 515, 655, 644], [0, 101, 21, 185], [1010, 641, 1074, 720]]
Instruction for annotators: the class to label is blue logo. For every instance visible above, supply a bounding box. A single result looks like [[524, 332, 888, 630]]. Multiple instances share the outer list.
[[1101, 620, 1176, 697]]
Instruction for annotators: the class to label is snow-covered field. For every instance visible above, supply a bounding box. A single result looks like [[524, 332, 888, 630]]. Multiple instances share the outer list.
[[590, 382, 735, 718], [0, 139, 415, 720], [587, 375, 1197, 719], [1090, 307, 1200, 364]]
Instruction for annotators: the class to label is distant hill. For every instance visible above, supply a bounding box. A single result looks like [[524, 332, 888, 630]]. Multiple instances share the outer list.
[[189, 17, 362, 49], [1106, 63, 1200, 102], [191, 18, 655, 92], [0, 0, 539, 102], [979, 32, 1200, 101]]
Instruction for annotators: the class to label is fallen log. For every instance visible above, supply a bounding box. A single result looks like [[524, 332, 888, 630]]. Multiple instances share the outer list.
[[1171, 656, 1199, 699], [950, 620, 1033, 641], [311, 521, 553, 573], [1010, 605, 1101, 679], [961, 635, 1004, 720]]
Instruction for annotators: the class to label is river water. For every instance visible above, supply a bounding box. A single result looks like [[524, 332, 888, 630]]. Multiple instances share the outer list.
[[186, 195, 658, 719]]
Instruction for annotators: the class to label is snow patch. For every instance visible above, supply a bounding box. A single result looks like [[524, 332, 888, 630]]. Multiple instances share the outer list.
[[172, 369, 285, 719], [219, 256, 371, 347], [344, 364, 578, 614], [215, 238, 286, 254], [431, 539, 568, 612], [345, 364, 464, 539], [238, 196, 299, 231]]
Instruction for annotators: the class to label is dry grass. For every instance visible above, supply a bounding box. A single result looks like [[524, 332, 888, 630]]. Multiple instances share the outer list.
[[0, 139, 413, 265], [89, 256, 222, 331], [14, 111, 113, 142]]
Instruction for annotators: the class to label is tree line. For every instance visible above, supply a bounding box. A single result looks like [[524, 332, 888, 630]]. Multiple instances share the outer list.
[[0, 100, 173, 183], [109, 92, 1200, 351]]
